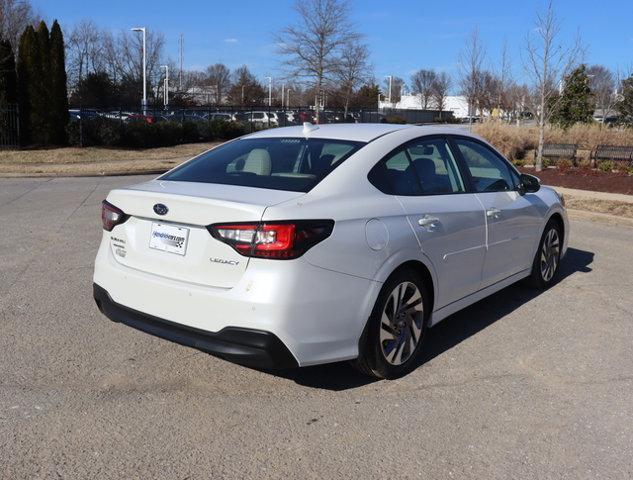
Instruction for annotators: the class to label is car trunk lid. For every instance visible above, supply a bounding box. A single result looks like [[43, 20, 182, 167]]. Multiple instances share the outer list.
[[105, 180, 303, 288]]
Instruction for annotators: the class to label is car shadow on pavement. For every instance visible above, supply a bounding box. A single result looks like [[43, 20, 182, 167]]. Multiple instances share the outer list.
[[269, 247, 594, 391]]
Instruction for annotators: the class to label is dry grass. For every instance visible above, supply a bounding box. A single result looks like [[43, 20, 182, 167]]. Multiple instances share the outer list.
[[0, 142, 220, 176], [564, 195, 633, 219], [473, 122, 633, 160]]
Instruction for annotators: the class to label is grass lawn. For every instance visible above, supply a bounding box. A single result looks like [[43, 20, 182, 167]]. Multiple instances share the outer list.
[[0, 142, 220, 176]]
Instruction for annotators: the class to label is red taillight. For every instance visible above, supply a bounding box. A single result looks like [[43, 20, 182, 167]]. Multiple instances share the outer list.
[[208, 220, 334, 259], [101, 200, 129, 231]]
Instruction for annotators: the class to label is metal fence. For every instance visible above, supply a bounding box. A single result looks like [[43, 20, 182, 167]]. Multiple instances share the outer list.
[[69, 105, 455, 132], [0, 104, 19, 149]]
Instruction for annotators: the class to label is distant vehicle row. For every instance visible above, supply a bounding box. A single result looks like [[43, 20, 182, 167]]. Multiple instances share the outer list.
[[68, 109, 367, 126]]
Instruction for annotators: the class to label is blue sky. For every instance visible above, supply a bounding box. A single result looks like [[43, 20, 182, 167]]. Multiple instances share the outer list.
[[33, 0, 633, 89]]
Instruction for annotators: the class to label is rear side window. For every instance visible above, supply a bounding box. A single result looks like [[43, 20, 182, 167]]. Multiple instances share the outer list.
[[161, 138, 364, 192], [367, 149, 422, 195], [368, 137, 465, 195], [405, 138, 465, 194]]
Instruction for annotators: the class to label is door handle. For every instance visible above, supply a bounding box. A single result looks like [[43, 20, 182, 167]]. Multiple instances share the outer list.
[[418, 215, 440, 228], [486, 207, 501, 219]]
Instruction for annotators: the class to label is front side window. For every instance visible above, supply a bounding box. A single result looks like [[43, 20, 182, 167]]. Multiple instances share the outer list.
[[161, 138, 364, 192], [453, 138, 517, 193]]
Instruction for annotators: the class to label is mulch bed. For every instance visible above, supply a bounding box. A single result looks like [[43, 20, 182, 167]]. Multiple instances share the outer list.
[[519, 167, 633, 195]]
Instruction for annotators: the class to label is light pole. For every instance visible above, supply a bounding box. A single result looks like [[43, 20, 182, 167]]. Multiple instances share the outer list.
[[131, 27, 147, 114], [386, 75, 393, 104], [241, 85, 245, 104], [265, 76, 272, 107], [281, 84, 285, 108], [161, 65, 169, 108], [286, 88, 291, 108]]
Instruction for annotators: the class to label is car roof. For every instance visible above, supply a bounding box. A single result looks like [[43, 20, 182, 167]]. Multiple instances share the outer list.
[[242, 123, 478, 143], [243, 123, 411, 142]]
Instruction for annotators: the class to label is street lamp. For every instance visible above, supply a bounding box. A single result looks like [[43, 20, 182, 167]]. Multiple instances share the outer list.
[[265, 76, 272, 107], [131, 27, 147, 114], [385, 75, 393, 104], [281, 84, 285, 108], [161, 65, 169, 108]]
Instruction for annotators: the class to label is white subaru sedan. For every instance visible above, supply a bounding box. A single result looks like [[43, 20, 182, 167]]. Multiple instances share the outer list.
[[93, 124, 568, 378]]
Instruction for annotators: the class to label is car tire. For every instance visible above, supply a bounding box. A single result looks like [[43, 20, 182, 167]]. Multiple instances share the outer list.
[[353, 268, 431, 379], [525, 219, 563, 289]]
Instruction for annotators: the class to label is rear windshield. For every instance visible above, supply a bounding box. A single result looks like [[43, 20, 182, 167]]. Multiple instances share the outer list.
[[161, 137, 365, 192]]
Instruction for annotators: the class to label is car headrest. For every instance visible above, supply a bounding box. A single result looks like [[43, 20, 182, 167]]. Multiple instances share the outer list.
[[242, 149, 272, 175], [412, 157, 437, 178]]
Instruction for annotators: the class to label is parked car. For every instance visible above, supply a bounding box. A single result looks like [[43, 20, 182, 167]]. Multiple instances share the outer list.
[[232, 111, 278, 126], [205, 112, 236, 122], [94, 124, 568, 379], [163, 113, 205, 123], [284, 111, 296, 123], [295, 110, 315, 123], [252, 111, 278, 126], [68, 109, 100, 121], [126, 114, 156, 124], [460, 115, 482, 124], [101, 111, 133, 121]]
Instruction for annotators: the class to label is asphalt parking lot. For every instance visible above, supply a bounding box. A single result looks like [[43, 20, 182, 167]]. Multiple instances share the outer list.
[[1, 176, 632, 479]]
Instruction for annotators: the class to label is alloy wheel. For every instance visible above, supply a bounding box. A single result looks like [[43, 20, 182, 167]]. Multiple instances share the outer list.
[[379, 281, 424, 366], [540, 228, 560, 282]]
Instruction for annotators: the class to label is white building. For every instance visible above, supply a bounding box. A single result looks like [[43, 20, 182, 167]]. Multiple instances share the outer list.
[[379, 94, 471, 119]]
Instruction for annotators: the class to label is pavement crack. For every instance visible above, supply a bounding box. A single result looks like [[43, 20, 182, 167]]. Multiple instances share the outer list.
[[64, 178, 101, 222], [0, 178, 52, 209]]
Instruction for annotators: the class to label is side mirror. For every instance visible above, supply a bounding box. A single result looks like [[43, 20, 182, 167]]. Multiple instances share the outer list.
[[518, 173, 540, 194]]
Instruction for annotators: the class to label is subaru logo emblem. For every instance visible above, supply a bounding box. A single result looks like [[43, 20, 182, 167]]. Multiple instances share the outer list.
[[153, 203, 168, 215]]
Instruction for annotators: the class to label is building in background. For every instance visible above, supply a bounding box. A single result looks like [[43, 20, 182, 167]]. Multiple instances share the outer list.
[[379, 94, 471, 119]]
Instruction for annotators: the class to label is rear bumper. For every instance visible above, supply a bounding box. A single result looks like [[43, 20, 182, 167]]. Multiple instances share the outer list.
[[93, 232, 380, 366], [93, 283, 298, 369]]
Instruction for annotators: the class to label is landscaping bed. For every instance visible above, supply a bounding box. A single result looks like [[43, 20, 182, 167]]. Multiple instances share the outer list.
[[520, 167, 633, 195]]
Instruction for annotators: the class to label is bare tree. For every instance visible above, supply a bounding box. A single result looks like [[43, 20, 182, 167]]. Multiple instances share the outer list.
[[206, 63, 231, 105], [458, 29, 486, 117], [506, 82, 530, 124], [335, 40, 371, 117], [103, 29, 164, 86], [410, 69, 437, 109], [497, 41, 514, 116], [277, 0, 358, 123], [524, 0, 582, 170], [478, 71, 502, 116], [432, 72, 452, 118], [587, 65, 616, 123], [67, 20, 104, 86], [0, 0, 38, 51], [228, 65, 265, 106]]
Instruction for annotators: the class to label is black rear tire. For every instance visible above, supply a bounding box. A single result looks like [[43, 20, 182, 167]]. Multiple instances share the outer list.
[[353, 268, 431, 379]]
